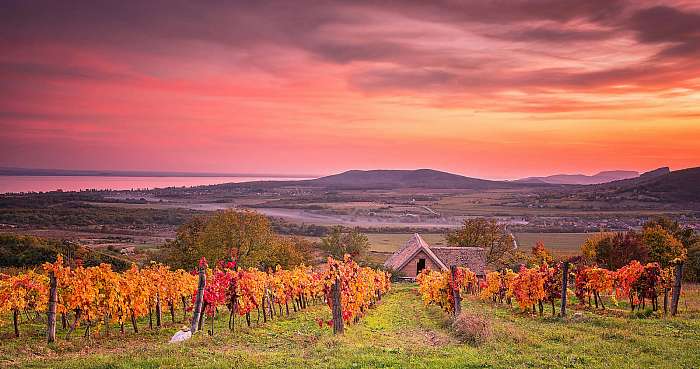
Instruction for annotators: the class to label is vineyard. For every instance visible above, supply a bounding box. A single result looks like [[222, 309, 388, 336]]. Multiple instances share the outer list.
[[0, 254, 390, 341], [1, 256, 699, 368], [417, 259, 685, 318]]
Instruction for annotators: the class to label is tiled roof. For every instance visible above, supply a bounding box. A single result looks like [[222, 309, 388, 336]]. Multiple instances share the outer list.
[[383, 234, 487, 275], [430, 247, 487, 275], [383, 233, 446, 271]]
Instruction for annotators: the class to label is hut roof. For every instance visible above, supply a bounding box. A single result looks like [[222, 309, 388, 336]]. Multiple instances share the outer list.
[[383, 233, 446, 271], [430, 247, 487, 275]]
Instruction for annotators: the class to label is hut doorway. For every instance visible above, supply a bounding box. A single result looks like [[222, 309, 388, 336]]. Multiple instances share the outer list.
[[417, 258, 426, 274]]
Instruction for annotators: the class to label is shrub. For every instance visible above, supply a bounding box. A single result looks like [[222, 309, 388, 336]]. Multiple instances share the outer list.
[[452, 312, 493, 346]]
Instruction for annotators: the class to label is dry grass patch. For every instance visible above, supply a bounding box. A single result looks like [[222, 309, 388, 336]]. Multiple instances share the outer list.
[[452, 312, 493, 346]]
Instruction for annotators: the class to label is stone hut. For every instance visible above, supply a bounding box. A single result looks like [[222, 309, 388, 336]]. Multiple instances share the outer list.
[[383, 233, 486, 280]]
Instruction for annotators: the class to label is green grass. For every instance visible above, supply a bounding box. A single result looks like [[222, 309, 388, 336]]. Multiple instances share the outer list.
[[2, 284, 699, 368]]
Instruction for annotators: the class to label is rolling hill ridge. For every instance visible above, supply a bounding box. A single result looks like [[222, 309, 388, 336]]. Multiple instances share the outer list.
[[302, 169, 533, 189], [517, 170, 639, 185], [576, 167, 699, 203]]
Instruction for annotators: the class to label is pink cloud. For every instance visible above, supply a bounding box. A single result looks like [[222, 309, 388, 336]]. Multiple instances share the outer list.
[[1, 0, 699, 177]]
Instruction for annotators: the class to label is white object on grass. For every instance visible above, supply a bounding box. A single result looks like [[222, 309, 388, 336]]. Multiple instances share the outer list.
[[169, 329, 192, 343]]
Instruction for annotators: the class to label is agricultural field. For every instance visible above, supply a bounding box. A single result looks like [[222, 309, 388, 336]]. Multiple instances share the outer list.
[[367, 232, 592, 258], [512, 233, 593, 257], [1, 283, 699, 368], [366, 233, 448, 252]]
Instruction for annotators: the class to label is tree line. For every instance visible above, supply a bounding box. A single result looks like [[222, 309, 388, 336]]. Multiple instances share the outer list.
[[444, 217, 699, 282]]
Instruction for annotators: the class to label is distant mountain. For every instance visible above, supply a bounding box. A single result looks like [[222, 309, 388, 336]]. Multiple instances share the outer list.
[[216, 169, 548, 190], [638, 167, 670, 180], [516, 170, 639, 185], [593, 167, 673, 189], [303, 169, 535, 189], [581, 167, 699, 203], [634, 167, 700, 202]]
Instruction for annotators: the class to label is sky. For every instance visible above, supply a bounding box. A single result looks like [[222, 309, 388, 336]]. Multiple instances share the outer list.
[[1, 0, 699, 180]]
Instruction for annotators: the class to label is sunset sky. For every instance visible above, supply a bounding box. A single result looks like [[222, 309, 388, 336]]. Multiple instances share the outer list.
[[1, 0, 699, 179]]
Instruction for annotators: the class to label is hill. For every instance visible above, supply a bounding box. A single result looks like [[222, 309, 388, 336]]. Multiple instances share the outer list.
[[517, 170, 639, 185], [208, 169, 548, 191], [578, 167, 700, 203], [300, 169, 538, 190], [612, 167, 699, 202], [639, 167, 671, 179]]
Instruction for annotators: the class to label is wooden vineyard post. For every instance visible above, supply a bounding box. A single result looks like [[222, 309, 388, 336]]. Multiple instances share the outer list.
[[182, 296, 188, 322], [131, 312, 139, 333], [262, 295, 268, 323], [190, 266, 206, 333], [13, 309, 19, 337], [450, 266, 461, 317], [155, 293, 162, 328], [47, 271, 57, 343], [331, 278, 344, 335], [671, 262, 683, 316], [560, 261, 569, 318], [104, 314, 110, 337]]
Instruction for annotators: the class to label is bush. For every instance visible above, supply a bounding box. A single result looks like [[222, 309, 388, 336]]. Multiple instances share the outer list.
[[452, 312, 493, 346], [0, 234, 130, 271]]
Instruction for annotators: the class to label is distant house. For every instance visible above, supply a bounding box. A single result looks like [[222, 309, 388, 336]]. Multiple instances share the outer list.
[[120, 246, 136, 255], [383, 233, 486, 280]]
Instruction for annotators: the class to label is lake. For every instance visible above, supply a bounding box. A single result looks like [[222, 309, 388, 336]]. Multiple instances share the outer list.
[[0, 176, 309, 193]]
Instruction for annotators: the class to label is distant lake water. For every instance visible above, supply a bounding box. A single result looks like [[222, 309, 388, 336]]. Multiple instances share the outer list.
[[0, 176, 310, 194]]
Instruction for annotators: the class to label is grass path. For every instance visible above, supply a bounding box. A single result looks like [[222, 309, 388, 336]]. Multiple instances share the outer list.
[[3, 284, 700, 368]]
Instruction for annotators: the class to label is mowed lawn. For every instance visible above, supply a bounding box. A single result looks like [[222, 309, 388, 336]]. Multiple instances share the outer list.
[[367, 232, 592, 257], [2, 284, 699, 368]]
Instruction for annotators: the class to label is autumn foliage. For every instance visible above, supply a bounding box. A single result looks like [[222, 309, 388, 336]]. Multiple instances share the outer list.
[[321, 255, 391, 326], [419, 254, 680, 319], [1, 251, 391, 339], [416, 266, 477, 314]]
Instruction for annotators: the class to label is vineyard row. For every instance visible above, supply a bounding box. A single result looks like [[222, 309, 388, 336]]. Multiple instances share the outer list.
[[417, 260, 684, 317], [0, 254, 390, 341]]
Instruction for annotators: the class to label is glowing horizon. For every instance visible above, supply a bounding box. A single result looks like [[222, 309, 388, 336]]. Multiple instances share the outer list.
[[1, 1, 699, 180]]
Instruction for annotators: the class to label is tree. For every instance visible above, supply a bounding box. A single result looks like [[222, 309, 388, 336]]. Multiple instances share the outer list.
[[644, 217, 699, 282], [642, 225, 686, 268], [530, 241, 553, 266], [198, 210, 276, 268], [644, 217, 698, 247], [262, 236, 313, 270], [164, 210, 304, 270], [580, 233, 605, 262], [319, 226, 369, 259], [162, 216, 207, 269], [446, 218, 516, 269], [581, 232, 648, 270], [0, 234, 129, 270]]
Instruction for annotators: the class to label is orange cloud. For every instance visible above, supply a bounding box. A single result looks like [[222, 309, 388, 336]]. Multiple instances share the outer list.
[[1, 1, 699, 178]]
